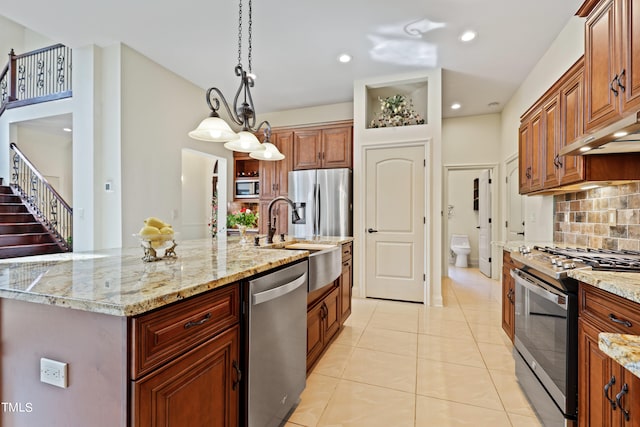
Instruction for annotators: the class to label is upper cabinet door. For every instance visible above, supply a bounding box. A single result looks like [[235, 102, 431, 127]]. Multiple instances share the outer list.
[[584, 0, 621, 132], [620, 0, 640, 112], [293, 130, 322, 170], [542, 95, 561, 189], [321, 126, 352, 169], [560, 67, 586, 185]]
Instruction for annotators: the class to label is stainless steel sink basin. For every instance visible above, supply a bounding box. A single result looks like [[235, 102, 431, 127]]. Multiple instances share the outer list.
[[265, 243, 341, 292]]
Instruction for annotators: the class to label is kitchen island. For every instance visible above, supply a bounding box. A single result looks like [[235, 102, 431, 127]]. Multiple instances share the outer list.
[[0, 237, 312, 427]]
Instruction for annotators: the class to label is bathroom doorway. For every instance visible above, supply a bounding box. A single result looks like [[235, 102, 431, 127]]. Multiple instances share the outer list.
[[444, 164, 498, 279]]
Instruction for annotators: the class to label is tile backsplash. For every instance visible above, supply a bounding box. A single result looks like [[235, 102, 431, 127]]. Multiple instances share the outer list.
[[554, 182, 640, 250]]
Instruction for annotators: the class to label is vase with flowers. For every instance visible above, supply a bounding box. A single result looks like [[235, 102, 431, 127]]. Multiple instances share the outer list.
[[369, 94, 425, 128], [227, 208, 258, 244]]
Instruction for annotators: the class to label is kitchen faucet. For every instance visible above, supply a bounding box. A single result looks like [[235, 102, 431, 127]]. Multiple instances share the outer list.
[[266, 196, 302, 244]]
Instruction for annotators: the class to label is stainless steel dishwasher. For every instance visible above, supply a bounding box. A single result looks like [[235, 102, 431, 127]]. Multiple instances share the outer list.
[[248, 260, 308, 427]]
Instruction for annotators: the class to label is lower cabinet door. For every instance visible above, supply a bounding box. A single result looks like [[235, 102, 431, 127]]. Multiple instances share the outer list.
[[340, 258, 352, 321], [306, 302, 325, 371], [324, 285, 341, 343], [133, 325, 239, 427]]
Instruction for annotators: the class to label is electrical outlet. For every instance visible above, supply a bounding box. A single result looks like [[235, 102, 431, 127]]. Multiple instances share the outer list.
[[40, 358, 68, 388], [608, 208, 617, 227]]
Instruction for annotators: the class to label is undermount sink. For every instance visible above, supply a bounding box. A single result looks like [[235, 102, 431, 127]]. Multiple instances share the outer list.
[[267, 243, 341, 292]]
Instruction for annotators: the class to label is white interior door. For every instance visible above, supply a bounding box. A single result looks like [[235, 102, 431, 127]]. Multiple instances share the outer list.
[[506, 158, 525, 240], [478, 169, 491, 277], [365, 145, 425, 303]]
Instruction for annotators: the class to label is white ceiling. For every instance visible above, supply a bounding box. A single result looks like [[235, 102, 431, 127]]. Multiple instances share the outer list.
[[1, 0, 584, 120]]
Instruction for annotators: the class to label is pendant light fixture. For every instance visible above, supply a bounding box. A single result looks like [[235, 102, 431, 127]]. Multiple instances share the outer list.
[[188, 0, 283, 161]]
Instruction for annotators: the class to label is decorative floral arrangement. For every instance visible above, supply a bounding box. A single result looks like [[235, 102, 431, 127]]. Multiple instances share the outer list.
[[369, 94, 425, 128], [208, 194, 218, 238], [227, 208, 258, 228]]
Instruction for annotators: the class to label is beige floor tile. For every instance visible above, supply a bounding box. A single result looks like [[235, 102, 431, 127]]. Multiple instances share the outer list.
[[342, 347, 417, 393], [462, 307, 502, 326], [507, 413, 544, 427], [418, 317, 473, 339], [417, 334, 484, 367], [311, 343, 355, 378], [374, 299, 421, 316], [317, 379, 415, 427], [490, 370, 537, 418], [419, 304, 466, 323], [368, 309, 418, 333], [356, 326, 418, 356], [332, 324, 364, 347], [478, 342, 516, 372], [416, 358, 504, 410], [343, 298, 377, 328], [288, 373, 339, 427], [415, 395, 512, 427], [469, 322, 513, 346]]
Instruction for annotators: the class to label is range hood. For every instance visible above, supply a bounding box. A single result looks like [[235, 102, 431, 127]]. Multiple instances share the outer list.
[[560, 111, 640, 155]]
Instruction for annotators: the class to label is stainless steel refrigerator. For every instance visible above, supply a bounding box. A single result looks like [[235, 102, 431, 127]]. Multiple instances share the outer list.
[[288, 168, 352, 238]]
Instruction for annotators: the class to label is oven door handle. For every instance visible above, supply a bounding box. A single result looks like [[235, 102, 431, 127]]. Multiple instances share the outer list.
[[511, 268, 568, 310]]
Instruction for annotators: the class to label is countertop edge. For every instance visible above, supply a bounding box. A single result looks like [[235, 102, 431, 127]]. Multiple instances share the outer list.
[[598, 332, 640, 380], [567, 269, 640, 305]]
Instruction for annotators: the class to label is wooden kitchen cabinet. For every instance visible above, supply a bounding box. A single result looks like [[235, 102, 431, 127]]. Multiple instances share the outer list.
[[578, 283, 640, 427], [559, 62, 586, 185], [306, 282, 341, 372], [131, 283, 241, 427], [293, 123, 352, 170], [258, 131, 293, 234], [340, 242, 353, 321], [582, 0, 640, 132], [519, 111, 543, 193], [501, 250, 516, 342]]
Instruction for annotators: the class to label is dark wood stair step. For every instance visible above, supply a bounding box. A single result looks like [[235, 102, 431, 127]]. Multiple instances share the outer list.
[[0, 194, 21, 203], [0, 243, 63, 259], [0, 233, 55, 246], [0, 213, 36, 223], [0, 203, 29, 214], [0, 223, 48, 234], [0, 186, 13, 195]]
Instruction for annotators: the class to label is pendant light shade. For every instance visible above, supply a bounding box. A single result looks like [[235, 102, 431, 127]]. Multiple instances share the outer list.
[[188, 116, 239, 142], [224, 131, 265, 153], [249, 142, 284, 161]]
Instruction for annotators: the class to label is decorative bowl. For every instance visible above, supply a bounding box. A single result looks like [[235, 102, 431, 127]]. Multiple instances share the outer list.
[[133, 232, 178, 262]]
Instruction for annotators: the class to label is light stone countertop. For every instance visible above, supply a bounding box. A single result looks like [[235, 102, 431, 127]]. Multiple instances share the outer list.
[[567, 269, 640, 305], [599, 333, 640, 379], [0, 236, 350, 317]]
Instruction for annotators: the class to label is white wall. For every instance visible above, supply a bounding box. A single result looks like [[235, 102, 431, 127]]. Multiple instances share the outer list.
[[499, 16, 584, 244], [258, 102, 353, 127], [0, 15, 54, 58], [15, 126, 73, 203], [443, 114, 501, 164]]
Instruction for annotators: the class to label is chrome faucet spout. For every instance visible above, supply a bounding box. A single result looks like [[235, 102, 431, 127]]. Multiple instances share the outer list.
[[266, 196, 299, 243]]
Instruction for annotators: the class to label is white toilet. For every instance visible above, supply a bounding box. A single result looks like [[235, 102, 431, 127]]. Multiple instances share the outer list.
[[451, 234, 471, 268]]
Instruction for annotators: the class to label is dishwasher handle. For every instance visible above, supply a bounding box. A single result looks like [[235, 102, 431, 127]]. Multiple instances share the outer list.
[[252, 273, 307, 306]]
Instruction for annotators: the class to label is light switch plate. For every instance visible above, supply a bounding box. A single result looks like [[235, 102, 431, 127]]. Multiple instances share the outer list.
[[608, 208, 617, 227]]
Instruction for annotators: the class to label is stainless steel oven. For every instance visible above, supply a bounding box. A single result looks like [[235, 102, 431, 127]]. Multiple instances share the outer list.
[[511, 268, 578, 427]]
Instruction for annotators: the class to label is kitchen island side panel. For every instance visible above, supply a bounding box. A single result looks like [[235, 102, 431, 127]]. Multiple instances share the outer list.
[[1, 298, 128, 427]]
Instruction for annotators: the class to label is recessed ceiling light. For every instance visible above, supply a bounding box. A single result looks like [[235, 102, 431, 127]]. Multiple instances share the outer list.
[[451, 103, 461, 110], [613, 131, 628, 137], [338, 53, 352, 63], [62, 128, 72, 132], [460, 30, 477, 42], [579, 146, 592, 152]]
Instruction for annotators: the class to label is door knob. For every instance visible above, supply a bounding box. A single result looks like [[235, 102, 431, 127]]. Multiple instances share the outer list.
[[367, 228, 378, 233]]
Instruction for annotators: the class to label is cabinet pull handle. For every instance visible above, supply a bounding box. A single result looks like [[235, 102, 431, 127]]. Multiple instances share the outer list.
[[617, 69, 626, 92], [556, 155, 562, 168], [616, 383, 630, 421], [318, 152, 322, 160], [232, 360, 242, 390], [605, 375, 617, 410], [507, 288, 515, 304], [611, 75, 619, 96], [609, 313, 632, 328], [184, 312, 212, 329]]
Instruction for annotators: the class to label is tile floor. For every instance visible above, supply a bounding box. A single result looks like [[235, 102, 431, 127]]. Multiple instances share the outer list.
[[285, 266, 543, 427]]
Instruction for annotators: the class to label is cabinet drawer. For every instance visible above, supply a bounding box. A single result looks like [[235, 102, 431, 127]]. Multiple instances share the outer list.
[[131, 284, 240, 379], [342, 242, 352, 261], [579, 284, 640, 335]]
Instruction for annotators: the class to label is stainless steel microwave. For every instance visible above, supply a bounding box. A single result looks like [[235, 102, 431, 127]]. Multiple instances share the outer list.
[[235, 179, 259, 198]]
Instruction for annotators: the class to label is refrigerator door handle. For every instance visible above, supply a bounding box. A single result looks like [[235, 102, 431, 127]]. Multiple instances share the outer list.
[[316, 183, 321, 236]]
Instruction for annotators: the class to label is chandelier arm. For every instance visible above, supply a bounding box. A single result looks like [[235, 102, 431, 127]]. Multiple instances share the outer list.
[[206, 87, 244, 127], [255, 120, 272, 140]]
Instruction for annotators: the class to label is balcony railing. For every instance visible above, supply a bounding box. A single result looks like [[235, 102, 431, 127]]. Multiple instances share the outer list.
[[10, 143, 73, 251], [0, 44, 72, 116]]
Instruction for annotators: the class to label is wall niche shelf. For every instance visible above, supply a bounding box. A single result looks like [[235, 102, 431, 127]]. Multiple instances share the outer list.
[[365, 79, 428, 129]]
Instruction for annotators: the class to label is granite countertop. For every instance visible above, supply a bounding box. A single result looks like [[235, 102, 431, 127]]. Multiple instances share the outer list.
[[567, 269, 640, 305], [599, 333, 640, 379], [0, 237, 320, 317]]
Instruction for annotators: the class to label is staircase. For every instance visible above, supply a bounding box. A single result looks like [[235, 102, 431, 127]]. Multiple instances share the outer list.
[[0, 184, 65, 259]]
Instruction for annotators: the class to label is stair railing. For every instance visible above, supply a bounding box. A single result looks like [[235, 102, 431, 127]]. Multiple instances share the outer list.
[[0, 44, 72, 116], [9, 143, 72, 251]]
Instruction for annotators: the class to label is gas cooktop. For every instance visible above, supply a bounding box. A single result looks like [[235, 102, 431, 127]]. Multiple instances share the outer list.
[[535, 246, 640, 272]]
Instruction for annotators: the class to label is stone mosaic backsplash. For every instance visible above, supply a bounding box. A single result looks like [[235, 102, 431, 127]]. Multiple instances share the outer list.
[[554, 182, 640, 250]]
